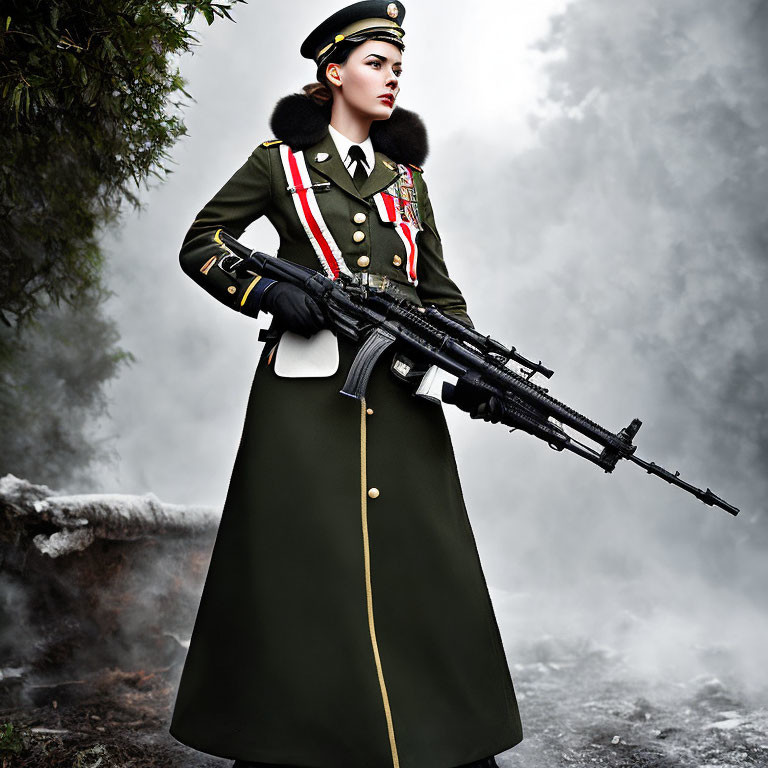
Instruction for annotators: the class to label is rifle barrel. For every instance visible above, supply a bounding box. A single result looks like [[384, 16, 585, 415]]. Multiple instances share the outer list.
[[628, 454, 739, 516]]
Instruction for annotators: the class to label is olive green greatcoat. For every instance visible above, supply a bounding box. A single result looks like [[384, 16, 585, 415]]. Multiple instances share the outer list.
[[169, 108, 523, 767]]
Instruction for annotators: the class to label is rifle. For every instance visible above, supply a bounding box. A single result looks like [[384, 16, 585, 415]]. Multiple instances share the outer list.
[[216, 230, 739, 517]]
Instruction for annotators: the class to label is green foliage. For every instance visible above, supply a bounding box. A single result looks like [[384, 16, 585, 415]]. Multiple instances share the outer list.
[[0, 0, 243, 485], [0, 721, 28, 755], [0, 0, 245, 326], [0, 285, 135, 488]]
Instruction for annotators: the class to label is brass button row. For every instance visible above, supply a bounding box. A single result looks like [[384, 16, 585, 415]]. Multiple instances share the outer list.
[[353, 230, 365, 243], [353, 212, 367, 224], [356, 255, 403, 269], [366, 405, 377, 498]]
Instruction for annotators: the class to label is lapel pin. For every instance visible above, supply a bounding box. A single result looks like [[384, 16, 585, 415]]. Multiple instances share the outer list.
[[315, 152, 330, 162]]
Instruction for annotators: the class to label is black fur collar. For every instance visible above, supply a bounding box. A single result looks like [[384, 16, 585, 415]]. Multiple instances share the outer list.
[[269, 93, 428, 167]]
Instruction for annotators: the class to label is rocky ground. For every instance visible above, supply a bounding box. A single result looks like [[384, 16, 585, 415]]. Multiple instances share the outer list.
[[499, 642, 768, 768], [2, 476, 766, 767], [2, 642, 768, 767], [0, 665, 217, 768]]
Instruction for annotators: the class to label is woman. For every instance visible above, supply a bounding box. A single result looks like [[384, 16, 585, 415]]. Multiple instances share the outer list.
[[169, 2, 523, 767]]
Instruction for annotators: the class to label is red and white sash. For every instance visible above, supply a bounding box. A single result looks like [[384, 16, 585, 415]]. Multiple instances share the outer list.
[[373, 164, 419, 286], [279, 145, 352, 279], [280, 146, 420, 286]]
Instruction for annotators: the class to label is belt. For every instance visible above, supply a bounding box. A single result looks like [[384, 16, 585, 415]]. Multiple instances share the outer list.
[[352, 272, 418, 303]]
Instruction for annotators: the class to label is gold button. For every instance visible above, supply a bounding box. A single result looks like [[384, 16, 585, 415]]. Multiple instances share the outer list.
[[353, 212, 367, 224], [392, 255, 402, 267], [366, 407, 374, 415], [227, 285, 237, 294], [357, 255, 370, 268], [368, 487, 380, 499], [353, 230, 365, 243]]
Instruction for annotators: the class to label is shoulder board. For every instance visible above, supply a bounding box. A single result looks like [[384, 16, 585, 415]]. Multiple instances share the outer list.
[[261, 139, 283, 147], [408, 163, 423, 173]]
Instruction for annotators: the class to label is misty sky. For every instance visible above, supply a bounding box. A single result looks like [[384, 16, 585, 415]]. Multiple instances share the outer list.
[[90, 0, 767, 693]]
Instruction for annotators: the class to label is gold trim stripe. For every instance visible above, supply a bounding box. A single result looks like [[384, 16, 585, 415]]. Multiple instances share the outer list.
[[360, 398, 400, 768], [338, 17, 402, 37], [240, 275, 262, 307], [317, 18, 403, 57], [200, 256, 217, 275]]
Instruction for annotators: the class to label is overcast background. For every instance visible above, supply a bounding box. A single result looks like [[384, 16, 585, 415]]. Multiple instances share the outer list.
[[90, 0, 767, 699]]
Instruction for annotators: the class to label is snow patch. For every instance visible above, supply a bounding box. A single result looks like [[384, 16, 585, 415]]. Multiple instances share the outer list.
[[705, 717, 747, 730], [33, 528, 96, 557]]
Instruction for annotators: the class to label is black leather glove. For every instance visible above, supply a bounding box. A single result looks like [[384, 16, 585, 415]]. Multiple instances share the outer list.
[[261, 282, 326, 338], [441, 374, 504, 424]]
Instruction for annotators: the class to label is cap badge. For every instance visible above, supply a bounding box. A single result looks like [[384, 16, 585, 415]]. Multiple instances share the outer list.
[[315, 152, 330, 162], [387, 3, 399, 19]]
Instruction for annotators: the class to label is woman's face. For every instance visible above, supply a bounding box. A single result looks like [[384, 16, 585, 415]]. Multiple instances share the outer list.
[[326, 40, 403, 120]]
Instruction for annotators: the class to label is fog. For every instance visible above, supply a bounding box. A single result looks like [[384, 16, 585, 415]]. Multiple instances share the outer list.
[[91, 0, 767, 706]]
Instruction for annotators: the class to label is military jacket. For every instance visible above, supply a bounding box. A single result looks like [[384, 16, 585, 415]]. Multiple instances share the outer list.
[[178, 97, 473, 329]]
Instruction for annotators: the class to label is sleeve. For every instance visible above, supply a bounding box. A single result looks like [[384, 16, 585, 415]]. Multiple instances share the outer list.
[[412, 170, 474, 328], [179, 144, 277, 319]]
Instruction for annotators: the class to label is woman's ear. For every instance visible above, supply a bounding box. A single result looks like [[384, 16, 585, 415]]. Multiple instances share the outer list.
[[326, 64, 342, 87]]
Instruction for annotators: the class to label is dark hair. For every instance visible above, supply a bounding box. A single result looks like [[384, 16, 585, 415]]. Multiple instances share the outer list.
[[303, 37, 404, 106], [316, 40, 358, 83]]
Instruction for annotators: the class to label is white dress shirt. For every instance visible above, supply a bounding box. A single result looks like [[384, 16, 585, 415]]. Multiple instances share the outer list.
[[328, 123, 374, 179]]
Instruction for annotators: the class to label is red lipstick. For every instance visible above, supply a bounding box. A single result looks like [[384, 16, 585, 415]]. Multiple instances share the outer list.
[[378, 94, 395, 107]]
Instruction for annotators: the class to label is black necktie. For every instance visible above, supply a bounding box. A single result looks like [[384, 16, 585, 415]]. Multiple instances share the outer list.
[[347, 145, 369, 189]]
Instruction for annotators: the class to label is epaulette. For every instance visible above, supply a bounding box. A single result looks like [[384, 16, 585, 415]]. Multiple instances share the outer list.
[[408, 163, 423, 173], [261, 139, 283, 147]]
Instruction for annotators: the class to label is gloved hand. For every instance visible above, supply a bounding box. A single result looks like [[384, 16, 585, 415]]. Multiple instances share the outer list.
[[261, 282, 326, 338], [441, 374, 504, 424]]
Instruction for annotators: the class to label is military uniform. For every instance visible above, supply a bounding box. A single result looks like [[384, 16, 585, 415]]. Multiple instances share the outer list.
[[172, 129, 471, 328], [169, 3, 523, 767]]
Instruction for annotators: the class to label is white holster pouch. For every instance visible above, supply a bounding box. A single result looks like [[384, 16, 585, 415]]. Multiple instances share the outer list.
[[273, 329, 340, 378]]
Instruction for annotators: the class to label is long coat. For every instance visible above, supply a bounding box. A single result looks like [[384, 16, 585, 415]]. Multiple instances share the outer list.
[[169, 94, 523, 768]]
